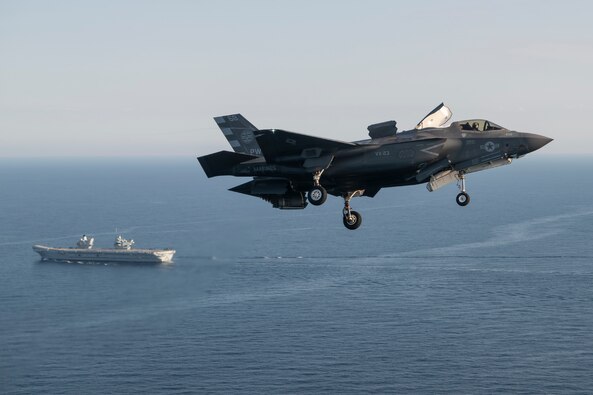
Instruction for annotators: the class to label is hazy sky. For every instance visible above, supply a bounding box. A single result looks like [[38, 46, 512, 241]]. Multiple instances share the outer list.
[[1, 0, 592, 157]]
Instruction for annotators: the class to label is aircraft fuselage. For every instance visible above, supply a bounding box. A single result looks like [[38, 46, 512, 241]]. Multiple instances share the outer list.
[[226, 125, 551, 195]]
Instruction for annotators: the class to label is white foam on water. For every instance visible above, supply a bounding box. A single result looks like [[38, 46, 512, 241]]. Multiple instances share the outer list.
[[384, 209, 593, 258]]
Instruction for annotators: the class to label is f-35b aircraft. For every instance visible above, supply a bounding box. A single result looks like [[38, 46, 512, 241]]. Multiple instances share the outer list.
[[198, 104, 552, 230]]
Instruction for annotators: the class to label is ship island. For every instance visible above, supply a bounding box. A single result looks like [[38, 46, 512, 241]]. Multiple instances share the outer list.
[[33, 235, 175, 264]]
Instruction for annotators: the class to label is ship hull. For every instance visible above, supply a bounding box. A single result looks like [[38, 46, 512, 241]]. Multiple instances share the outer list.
[[32, 245, 175, 263]]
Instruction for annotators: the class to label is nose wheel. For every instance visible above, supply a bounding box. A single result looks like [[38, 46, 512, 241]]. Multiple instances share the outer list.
[[342, 190, 364, 230], [456, 172, 470, 206], [456, 191, 470, 206]]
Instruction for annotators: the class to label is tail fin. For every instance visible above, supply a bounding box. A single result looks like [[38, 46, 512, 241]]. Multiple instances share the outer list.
[[214, 114, 263, 157]]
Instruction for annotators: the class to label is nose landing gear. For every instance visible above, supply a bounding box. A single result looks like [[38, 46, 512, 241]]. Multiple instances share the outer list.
[[342, 190, 364, 230], [456, 172, 470, 206]]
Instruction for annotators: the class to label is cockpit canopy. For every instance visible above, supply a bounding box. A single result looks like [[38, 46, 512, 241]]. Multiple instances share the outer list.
[[452, 119, 504, 132]]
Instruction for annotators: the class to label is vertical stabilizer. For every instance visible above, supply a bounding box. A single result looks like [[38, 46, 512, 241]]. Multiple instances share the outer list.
[[214, 114, 263, 157]]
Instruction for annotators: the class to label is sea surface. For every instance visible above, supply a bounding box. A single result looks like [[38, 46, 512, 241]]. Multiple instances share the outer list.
[[1, 156, 593, 394]]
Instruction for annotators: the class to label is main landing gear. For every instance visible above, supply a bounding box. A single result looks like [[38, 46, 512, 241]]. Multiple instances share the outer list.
[[308, 185, 327, 205], [307, 170, 327, 206], [456, 172, 470, 207], [342, 191, 364, 230], [305, 170, 364, 230]]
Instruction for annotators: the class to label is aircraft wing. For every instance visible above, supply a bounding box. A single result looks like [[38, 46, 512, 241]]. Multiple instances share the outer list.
[[254, 129, 356, 163]]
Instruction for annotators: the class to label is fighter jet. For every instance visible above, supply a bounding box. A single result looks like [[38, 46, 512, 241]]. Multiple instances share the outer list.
[[197, 104, 552, 230]]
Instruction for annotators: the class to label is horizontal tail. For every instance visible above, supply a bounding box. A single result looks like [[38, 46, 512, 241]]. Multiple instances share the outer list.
[[197, 151, 258, 178]]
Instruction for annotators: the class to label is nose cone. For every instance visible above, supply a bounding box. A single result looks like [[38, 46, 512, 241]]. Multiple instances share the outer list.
[[525, 134, 553, 152]]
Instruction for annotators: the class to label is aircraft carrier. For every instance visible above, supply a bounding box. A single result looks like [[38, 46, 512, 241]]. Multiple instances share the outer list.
[[32, 235, 175, 263]]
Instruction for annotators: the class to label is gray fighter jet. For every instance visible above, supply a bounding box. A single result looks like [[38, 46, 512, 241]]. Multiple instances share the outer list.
[[198, 104, 552, 229]]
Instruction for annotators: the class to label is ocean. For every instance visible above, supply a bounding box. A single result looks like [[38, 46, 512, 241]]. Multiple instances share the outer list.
[[1, 156, 592, 393]]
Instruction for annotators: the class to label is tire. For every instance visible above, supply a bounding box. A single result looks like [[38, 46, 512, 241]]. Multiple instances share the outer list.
[[343, 210, 362, 230], [308, 186, 327, 206], [456, 192, 470, 207]]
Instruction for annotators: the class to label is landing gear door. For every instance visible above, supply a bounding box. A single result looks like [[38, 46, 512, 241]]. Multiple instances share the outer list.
[[415, 103, 452, 130]]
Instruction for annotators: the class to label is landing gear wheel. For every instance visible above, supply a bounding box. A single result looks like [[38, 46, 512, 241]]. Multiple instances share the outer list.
[[308, 186, 327, 206], [343, 210, 362, 230], [456, 192, 470, 207]]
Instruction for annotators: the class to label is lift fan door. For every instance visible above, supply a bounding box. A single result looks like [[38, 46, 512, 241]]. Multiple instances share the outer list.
[[415, 103, 452, 130]]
